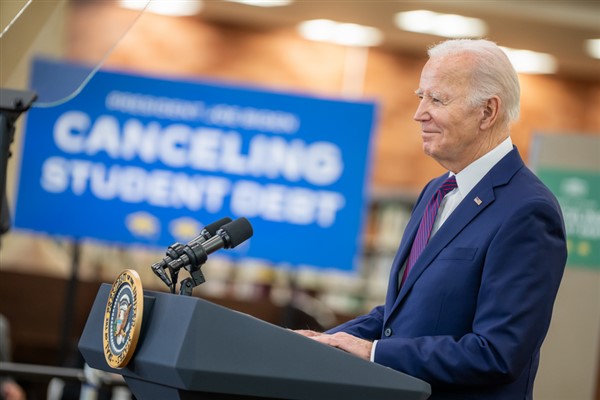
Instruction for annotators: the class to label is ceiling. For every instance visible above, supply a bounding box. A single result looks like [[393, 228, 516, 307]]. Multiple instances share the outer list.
[[197, 0, 600, 81]]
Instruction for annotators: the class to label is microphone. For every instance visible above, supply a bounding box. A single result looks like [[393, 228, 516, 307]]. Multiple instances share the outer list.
[[167, 217, 253, 272], [189, 217, 231, 245], [151, 217, 232, 286], [190, 217, 233, 246]]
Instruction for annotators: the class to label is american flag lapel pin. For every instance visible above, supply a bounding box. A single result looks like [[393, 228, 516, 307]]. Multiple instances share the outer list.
[[474, 197, 482, 206]]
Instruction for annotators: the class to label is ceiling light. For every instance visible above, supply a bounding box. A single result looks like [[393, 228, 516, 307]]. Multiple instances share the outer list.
[[298, 19, 383, 47], [120, 0, 203, 17], [394, 10, 487, 38], [585, 39, 600, 59], [224, 0, 293, 6], [500, 47, 558, 74]]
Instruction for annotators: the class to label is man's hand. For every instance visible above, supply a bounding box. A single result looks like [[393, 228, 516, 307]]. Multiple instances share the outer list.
[[294, 330, 373, 361]]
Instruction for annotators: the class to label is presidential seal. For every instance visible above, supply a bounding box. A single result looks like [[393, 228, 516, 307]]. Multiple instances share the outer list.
[[103, 269, 144, 369]]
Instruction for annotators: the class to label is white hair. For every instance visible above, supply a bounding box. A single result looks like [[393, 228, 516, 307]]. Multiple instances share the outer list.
[[428, 39, 521, 126]]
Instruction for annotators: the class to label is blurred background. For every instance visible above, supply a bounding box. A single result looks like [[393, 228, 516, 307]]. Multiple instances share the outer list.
[[0, 0, 598, 399]]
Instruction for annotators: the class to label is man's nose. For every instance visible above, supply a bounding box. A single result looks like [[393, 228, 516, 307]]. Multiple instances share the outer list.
[[413, 100, 430, 121]]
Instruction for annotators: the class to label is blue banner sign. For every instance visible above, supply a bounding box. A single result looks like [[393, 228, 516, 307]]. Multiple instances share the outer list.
[[15, 59, 377, 271]]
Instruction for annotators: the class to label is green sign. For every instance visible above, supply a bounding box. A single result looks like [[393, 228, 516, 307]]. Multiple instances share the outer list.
[[537, 168, 600, 269]]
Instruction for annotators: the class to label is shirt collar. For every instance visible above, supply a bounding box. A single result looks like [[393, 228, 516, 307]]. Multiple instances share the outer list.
[[450, 136, 513, 197]]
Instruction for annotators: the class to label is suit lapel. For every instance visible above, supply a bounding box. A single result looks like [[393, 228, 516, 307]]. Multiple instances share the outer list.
[[384, 180, 438, 317], [384, 147, 525, 321], [395, 176, 495, 304]]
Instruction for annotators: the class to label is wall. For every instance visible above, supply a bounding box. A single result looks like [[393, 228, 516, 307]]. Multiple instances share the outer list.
[[64, 3, 600, 191]]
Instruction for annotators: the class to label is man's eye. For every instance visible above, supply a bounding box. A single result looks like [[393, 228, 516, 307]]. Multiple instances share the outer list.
[[432, 97, 442, 103]]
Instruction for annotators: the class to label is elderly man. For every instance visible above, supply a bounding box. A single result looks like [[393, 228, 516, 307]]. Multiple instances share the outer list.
[[297, 39, 567, 400]]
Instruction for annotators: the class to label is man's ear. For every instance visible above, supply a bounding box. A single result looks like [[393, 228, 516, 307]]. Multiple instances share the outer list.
[[480, 96, 500, 130]]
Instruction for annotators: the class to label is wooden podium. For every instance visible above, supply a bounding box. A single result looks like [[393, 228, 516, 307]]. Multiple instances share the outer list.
[[79, 283, 431, 399]]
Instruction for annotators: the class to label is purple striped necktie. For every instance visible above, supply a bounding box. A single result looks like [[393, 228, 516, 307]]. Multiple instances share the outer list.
[[400, 175, 458, 287]]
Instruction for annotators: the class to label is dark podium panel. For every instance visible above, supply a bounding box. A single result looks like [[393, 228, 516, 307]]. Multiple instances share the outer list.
[[79, 284, 431, 400]]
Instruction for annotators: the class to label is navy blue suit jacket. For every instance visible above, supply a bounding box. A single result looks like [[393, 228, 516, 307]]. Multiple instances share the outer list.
[[328, 147, 567, 399]]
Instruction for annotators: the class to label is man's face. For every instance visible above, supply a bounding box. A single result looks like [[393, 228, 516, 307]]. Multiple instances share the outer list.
[[413, 54, 486, 172]]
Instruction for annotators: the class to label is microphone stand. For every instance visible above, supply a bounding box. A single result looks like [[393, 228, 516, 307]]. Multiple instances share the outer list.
[[151, 240, 208, 296], [170, 241, 209, 296], [179, 269, 206, 296], [152, 240, 208, 295]]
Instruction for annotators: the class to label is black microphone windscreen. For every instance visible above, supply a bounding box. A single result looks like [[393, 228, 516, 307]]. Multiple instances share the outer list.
[[221, 217, 253, 248], [204, 217, 233, 236]]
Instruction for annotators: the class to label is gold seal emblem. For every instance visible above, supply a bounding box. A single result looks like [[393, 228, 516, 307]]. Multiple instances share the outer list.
[[103, 269, 144, 369]]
